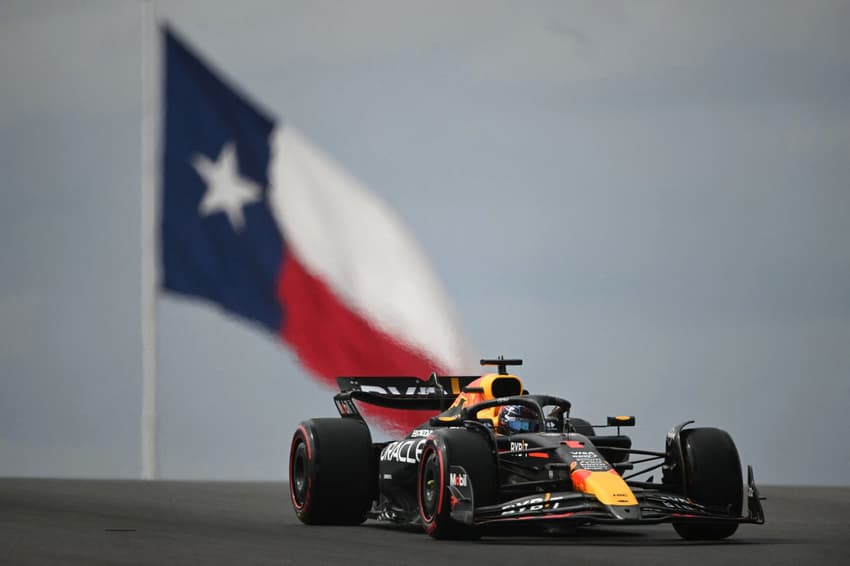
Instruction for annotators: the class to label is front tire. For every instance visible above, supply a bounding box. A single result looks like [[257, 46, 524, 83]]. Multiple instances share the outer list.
[[289, 418, 375, 525], [673, 427, 743, 540], [418, 429, 497, 539]]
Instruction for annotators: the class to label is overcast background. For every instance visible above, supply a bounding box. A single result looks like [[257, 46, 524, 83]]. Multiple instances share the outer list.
[[1, 0, 848, 485]]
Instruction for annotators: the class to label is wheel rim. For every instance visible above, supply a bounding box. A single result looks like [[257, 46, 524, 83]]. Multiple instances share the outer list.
[[290, 440, 309, 509], [420, 450, 440, 521]]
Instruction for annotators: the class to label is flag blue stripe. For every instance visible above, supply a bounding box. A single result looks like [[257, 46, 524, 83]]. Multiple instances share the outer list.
[[161, 26, 286, 333]]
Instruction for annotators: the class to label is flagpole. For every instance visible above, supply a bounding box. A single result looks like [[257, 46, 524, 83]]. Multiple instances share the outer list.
[[140, 0, 160, 480]]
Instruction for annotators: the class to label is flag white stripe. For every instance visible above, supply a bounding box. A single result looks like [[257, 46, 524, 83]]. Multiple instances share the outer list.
[[268, 126, 475, 374]]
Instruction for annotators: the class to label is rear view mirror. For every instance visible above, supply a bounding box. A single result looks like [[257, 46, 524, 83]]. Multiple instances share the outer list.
[[607, 415, 636, 427]]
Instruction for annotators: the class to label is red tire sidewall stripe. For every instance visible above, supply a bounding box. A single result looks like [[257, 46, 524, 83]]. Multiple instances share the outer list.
[[289, 425, 312, 513], [418, 443, 445, 530]]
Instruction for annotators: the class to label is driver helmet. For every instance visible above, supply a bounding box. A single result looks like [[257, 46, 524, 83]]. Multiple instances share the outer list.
[[497, 405, 540, 435]]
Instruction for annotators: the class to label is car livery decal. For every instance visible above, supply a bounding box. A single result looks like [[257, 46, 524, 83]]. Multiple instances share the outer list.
[[380, 438, 427, 464]]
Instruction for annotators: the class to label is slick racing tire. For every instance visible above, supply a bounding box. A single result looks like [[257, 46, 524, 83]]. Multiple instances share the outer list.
[[289, 418, 375, 525], [418, 429, 498, 540], [673, 427, 743, 540]]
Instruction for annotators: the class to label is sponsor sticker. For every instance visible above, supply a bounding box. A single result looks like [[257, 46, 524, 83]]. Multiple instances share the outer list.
[[379, 439, 427, 464], [358, 385, 437, 396], [449, 472, 468, 487], [500, 494, 565, 516], [510, 440, 529, 455], [569, 449, 610, 472]]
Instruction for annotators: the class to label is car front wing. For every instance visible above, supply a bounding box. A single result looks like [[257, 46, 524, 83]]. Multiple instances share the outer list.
[[452, 466, 765, 527]]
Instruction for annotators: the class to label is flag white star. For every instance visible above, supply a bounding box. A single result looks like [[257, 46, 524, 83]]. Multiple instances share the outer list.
[[192, 142, 262, 232]]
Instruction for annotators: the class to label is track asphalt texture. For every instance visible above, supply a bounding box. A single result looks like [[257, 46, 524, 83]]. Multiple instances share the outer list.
[[0, 479, 847, 565]]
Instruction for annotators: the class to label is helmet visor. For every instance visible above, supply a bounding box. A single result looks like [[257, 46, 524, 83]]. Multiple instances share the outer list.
[[505, 419, 538, 433]]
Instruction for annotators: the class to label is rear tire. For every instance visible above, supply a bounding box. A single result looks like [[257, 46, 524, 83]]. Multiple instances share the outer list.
[[418, 429, 497, 539], [672, 427, 742, 540], [289, 418, 375, 525]]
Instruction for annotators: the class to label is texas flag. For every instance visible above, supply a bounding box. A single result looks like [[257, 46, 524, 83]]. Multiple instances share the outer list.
[[160, 27, 474, 431]]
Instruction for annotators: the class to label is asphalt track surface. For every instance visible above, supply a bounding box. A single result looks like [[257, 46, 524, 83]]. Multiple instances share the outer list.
[[0, 480, 847, 565]]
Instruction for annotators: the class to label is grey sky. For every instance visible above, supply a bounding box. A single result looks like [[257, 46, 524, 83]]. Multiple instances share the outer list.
[[1, 0, 848, 484]]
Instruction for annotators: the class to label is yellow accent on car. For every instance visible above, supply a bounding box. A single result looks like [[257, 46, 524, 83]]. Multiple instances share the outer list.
[[576, 471, 638, 506], [445, 373, 525, 428]]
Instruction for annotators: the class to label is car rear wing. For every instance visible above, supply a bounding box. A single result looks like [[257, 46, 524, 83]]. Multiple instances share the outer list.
[[333, 374, 481, 419]]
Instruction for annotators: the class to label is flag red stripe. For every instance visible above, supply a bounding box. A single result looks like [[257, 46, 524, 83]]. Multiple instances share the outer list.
[[277, 251, 445, 433]]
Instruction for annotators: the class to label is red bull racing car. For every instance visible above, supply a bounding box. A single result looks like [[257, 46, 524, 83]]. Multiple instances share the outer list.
[[288, 358, 765, 539]]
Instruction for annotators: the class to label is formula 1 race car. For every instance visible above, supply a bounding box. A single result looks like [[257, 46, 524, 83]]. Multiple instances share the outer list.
[[288, 357, 765, 539]]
